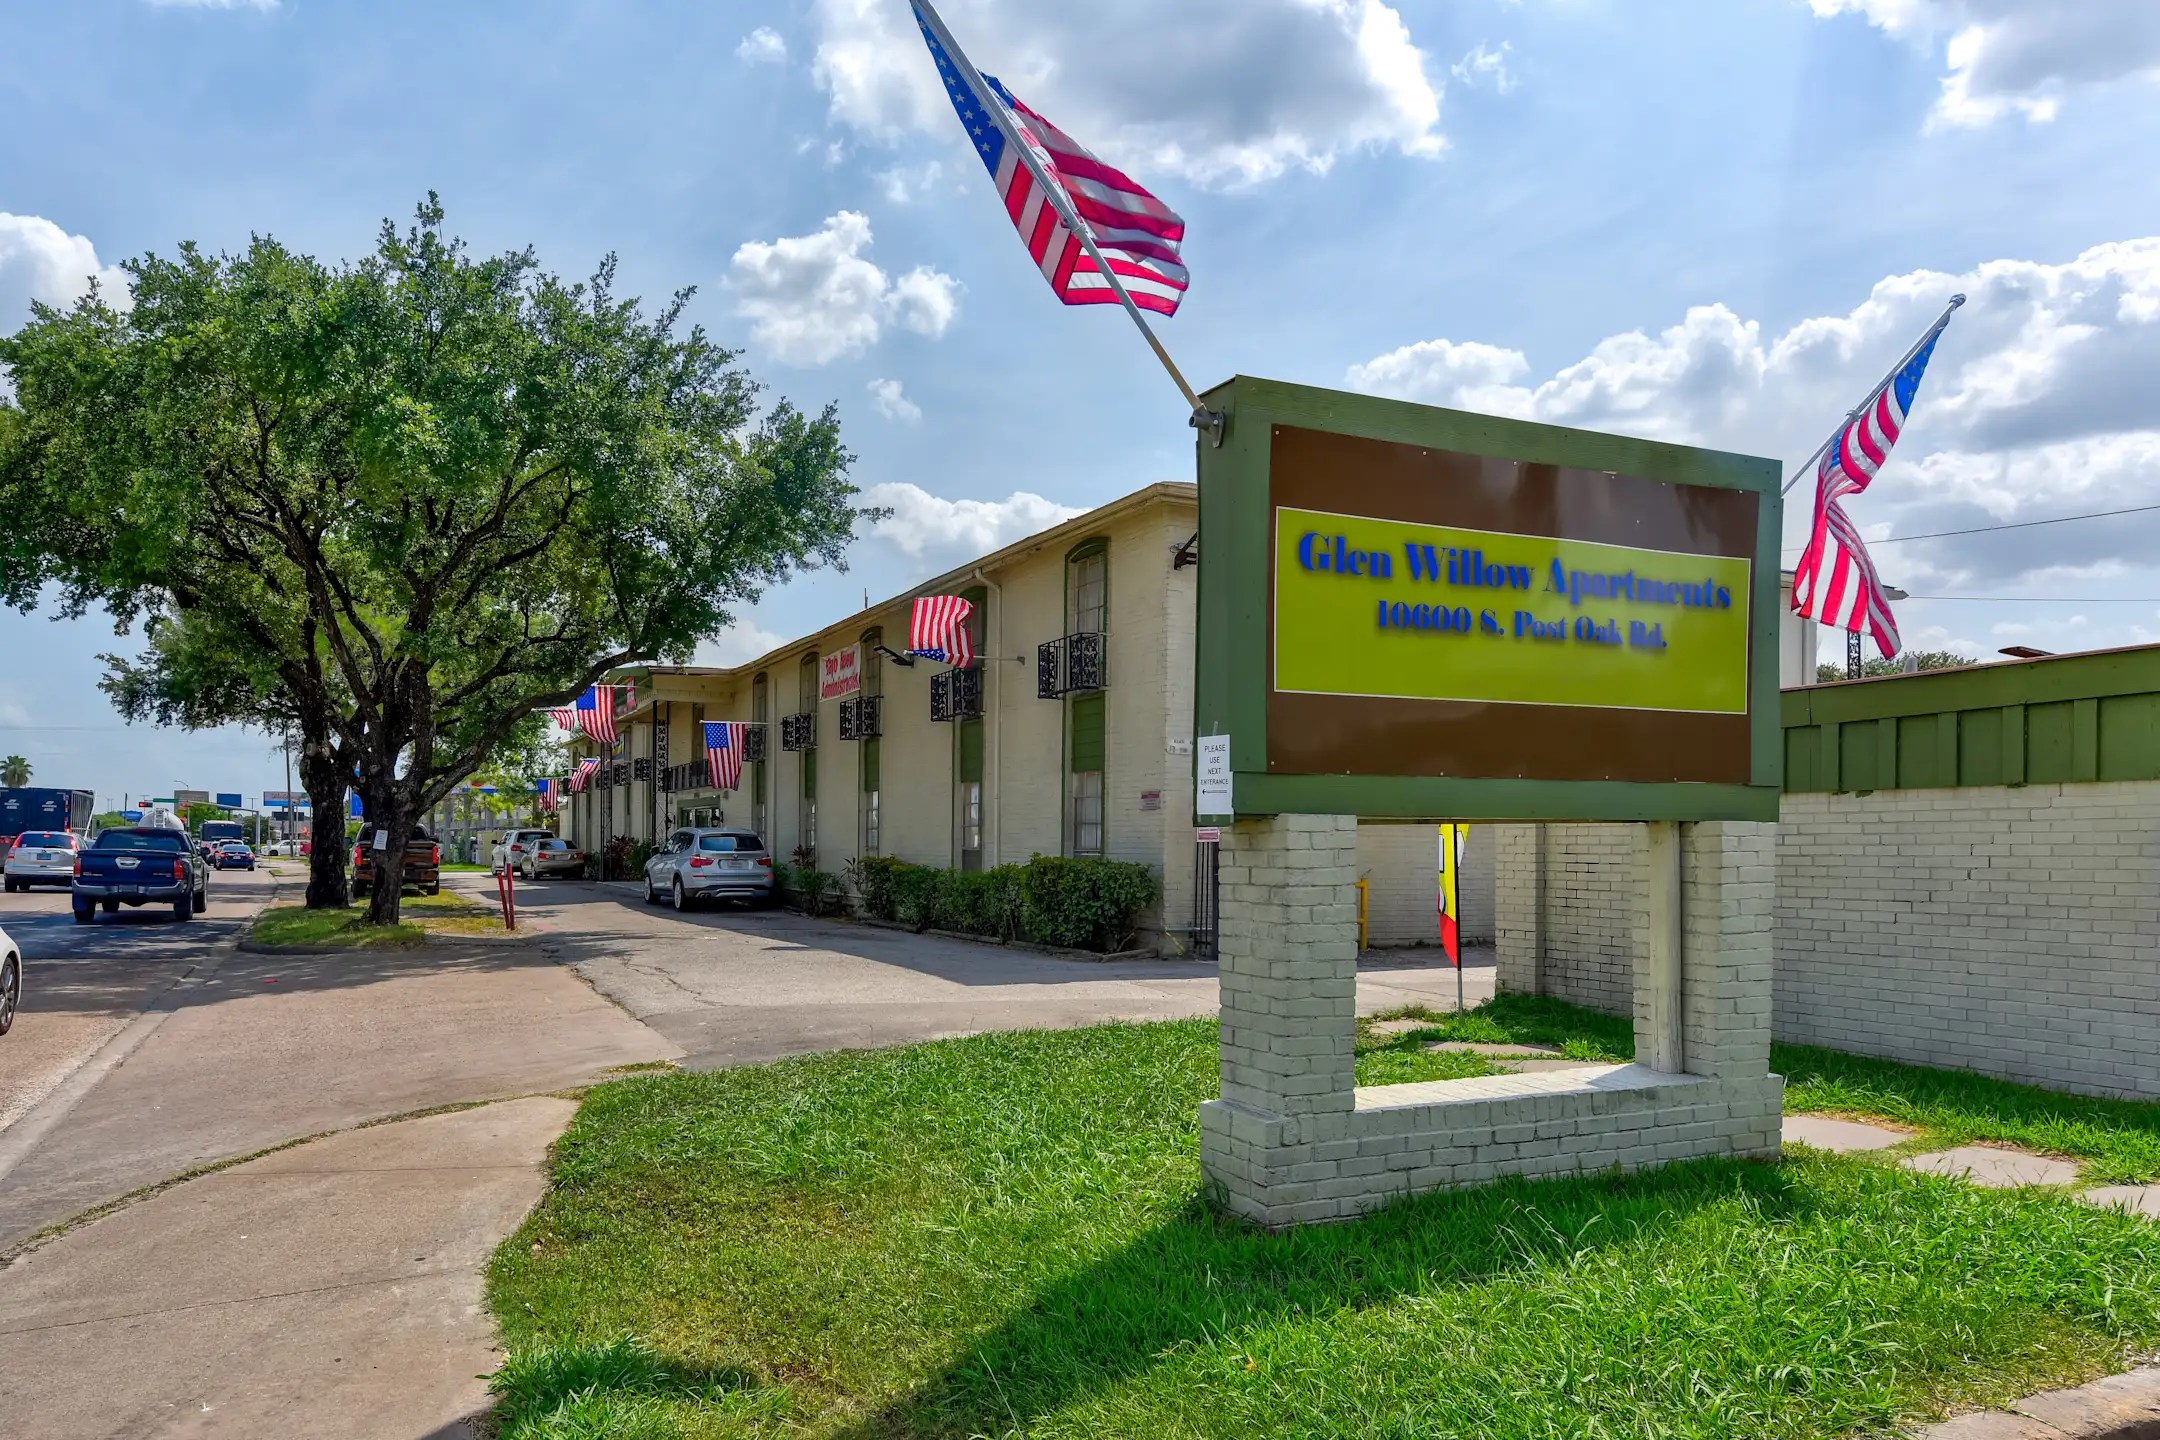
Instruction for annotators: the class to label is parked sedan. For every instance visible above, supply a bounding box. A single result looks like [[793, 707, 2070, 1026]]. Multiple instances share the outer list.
[[4, 830, 80, 892], [491, 829, 558, 875], [643, 829, 775, 911], [0, 923, 19, 1037], [517, 837, 587, 880], [214, 843, 258, 871]]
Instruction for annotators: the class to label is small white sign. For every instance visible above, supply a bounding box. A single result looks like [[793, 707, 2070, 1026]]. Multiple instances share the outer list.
[[1167, 738, 1192, 757], [371, 829, 390, 851], [1196, 733, 1233, 816]]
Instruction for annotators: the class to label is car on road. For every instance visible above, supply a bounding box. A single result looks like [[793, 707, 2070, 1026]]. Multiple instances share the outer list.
[[644, 828, 775, 911], [213, 842, 258, 871], [517, 837, 587, 880], [0, 923, 18, 1036], [72, 826, 209, 922], [4, 830, 81, 892], [491, 829, 558, 875]]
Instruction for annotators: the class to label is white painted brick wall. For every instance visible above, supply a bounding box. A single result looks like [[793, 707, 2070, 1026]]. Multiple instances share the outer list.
[[1501, 782, 2160, 1101], [1355, 824, 1496, 948]]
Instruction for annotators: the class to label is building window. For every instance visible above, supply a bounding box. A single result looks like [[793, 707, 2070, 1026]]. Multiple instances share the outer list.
[[1069, 542, 1107, 635], [957, 713, 984, 871], [861, 720, 881, 854], [861, 628, 883, 698], [801, 745, 817, 854], [751, 673, 768, 837], [1068, 689, 1105, 857], [960, 584, 987, 668], [1069, 771, 1104, 858], [960, 782, 982, 869]]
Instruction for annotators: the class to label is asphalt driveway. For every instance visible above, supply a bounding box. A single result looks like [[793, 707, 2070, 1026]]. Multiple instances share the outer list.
[[458, 875, 1495, 1070]]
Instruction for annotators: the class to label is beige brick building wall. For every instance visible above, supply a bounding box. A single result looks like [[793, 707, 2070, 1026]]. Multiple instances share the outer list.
[[1497, 781, 2160, 1101], [1355, 823, 1496, 948]]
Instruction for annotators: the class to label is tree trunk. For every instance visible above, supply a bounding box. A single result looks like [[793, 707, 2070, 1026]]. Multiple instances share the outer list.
[[358, 774, 420, 929], [299, 738, 351, 910]]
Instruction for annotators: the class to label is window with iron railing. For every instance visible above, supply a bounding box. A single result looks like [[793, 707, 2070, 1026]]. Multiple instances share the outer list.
[[1037, 631, 1106, 698], [781, 713, 817, 751], [930, 666, 983, 723], [839, 695, 882, 740]]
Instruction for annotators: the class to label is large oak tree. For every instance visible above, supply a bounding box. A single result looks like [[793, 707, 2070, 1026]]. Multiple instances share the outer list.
[[1, 198, 870, 924]]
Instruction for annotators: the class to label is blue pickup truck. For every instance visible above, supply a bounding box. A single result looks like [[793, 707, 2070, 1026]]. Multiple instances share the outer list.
[[72, 827, 210, 923]]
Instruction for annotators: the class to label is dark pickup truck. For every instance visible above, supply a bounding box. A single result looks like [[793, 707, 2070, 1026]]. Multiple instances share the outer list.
[[73, 826, 209, 923], [351, 829, 442, 898]]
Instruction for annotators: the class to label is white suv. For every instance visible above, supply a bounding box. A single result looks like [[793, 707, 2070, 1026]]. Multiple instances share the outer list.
[[491, 829, 558, 874]]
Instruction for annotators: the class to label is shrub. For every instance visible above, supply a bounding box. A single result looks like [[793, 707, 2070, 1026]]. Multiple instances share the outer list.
[[852, 855, 908, 922], [1018, 855, 1158, 951], [892, 863, 942, 932], [932, 866, 1022, 941], [796, 867, 840, 917]]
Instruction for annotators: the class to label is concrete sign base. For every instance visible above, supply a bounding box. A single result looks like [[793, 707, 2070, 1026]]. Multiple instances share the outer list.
[[1199, 813, 1781, 1229]]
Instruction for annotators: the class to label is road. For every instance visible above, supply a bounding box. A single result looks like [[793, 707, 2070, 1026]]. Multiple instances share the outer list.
[[0, 867, 276, 1137], [461, 875, 1495, 1071]]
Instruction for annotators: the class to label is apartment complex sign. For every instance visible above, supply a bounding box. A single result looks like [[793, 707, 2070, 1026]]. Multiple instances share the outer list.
[[1194, 377, 1783, 823]]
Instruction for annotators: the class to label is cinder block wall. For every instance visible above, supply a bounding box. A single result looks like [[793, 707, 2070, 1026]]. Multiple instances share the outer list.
[[1497, 781, 2160, 1101]]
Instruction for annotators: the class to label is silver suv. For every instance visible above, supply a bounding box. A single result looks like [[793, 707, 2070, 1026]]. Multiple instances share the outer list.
[[643, 829, 774, 911], [491, 829, 557, 874]]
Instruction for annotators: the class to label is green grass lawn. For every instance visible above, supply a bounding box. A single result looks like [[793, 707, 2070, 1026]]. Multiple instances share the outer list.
[[247, 890, 503, 949], [487, 1014, 2160, 1439]]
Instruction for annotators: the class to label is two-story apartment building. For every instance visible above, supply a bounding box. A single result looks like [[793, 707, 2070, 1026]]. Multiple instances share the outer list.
[[561, 480, 1820, 953]]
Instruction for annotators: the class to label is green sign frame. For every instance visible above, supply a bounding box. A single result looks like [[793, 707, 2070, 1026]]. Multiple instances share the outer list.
[[1194, 376, 1784, 824]]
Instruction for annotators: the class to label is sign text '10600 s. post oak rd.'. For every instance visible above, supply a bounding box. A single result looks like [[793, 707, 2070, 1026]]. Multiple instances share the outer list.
[[1192, 377, 1784, 824]]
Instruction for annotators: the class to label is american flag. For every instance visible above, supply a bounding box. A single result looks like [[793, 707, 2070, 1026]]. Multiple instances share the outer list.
[[914, 5, 1188, 316], [546, 702, 579, 731], [703, 721, 748, 793], [574, 686, 618, 746], [907, 594, 976, 668], [1792, 324, 1950, 659], [534, 778, 556, 813], [567, 758, 600, 794]]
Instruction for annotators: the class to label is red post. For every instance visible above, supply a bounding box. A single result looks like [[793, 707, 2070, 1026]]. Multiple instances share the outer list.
[[498, 866, 516, 932]]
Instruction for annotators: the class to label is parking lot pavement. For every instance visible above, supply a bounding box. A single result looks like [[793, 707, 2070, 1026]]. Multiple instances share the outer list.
[[455, 875, 1497, 1071], [0, 870, 279, 1137]]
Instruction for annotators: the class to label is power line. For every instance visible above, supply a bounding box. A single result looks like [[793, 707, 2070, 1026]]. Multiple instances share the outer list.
[[1782, 501, 2160, 555]]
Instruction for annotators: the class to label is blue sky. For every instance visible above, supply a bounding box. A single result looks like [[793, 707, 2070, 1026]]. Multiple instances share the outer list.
[[4, 0, 2159, 807]]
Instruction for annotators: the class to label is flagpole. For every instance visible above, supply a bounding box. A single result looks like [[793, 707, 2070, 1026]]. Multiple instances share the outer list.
[[910, 0, 1219, 435], [1781, 294, 1965, 498]]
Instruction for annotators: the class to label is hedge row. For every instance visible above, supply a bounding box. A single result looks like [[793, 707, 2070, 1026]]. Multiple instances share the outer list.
[[854, 854, 1157, 953]]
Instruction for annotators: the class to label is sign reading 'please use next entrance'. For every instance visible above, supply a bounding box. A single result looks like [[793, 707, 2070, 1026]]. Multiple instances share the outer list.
[[1192, 377, 1784, 824]]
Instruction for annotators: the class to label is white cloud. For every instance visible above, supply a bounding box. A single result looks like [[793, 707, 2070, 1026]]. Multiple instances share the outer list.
[[862, 482, 1083, 562], [1451, 41, 1518, 94], [693, 619, 790, 669], [810, 0, 1445, 190], [1806, 0, 2160, 128], [736, 26, 787, 64], [867, 377, 922, 423], [0, 213, 130, 331], [1347, 238, 2160, 589], [875, 160, 945, 204], [727, 211, 961, 366]]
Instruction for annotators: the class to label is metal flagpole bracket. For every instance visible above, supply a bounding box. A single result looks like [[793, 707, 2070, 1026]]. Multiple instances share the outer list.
[[1190, 407, 1225, 447]]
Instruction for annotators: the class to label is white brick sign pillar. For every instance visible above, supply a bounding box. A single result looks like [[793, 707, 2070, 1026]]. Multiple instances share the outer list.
[[1203, 814, 1782, 1229]]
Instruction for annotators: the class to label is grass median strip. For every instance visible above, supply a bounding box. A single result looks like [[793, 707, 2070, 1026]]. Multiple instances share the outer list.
[[246, 890, 504, 950], [487, 1016, 2160, 1439]]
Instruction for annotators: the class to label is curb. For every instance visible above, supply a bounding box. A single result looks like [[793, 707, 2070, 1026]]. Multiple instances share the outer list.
[[1920, 1364, 2160, 1438]]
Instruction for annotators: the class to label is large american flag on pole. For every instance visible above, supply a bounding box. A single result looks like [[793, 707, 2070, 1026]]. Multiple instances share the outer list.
[[914, 5, 1188, 316], [1791, 327, 1948, 660], [907, 595, 976, 668], [574, 686, 618, 746], [703, 721, 749, 794]]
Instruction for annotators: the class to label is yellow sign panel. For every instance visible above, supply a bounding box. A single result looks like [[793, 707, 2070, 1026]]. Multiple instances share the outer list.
[[1273, 507, 1752, 715]]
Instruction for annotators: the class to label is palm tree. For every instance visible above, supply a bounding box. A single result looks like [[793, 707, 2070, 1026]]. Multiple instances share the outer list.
[[0, 755, 29, 788]]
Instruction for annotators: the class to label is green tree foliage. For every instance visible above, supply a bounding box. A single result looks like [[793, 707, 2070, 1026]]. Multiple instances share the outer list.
[[0, 755, 29, 788], [1, 197, 871, 925], [1815, 649, 1977, 684]]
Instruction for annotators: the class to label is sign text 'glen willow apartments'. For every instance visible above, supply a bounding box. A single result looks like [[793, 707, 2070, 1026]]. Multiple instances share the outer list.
[[1194, 378, 1784, 824]]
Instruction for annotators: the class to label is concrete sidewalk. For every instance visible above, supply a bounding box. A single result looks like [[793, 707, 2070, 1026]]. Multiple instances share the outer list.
[[0, 1097, 574, 1439], [0, 939, 675, 1250]]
